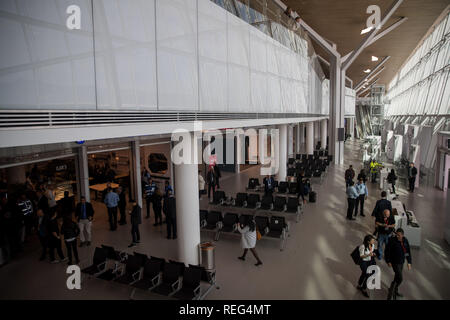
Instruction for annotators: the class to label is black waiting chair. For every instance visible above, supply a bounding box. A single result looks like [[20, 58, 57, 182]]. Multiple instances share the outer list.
[[199, 210, 208, 228], [173, 267, 203, 300], [97, 245, 126, 280], [247, 178, 260, 190], [255, 216, 270, 237], [287, 168, 296, 177], [132, 259, 163, 291], [286, 197, 302, 222], [277, 181, 288, 193], [267, 216, 288, 250], [133, 252, 149, 267], [204, 211, 222, 230], [288, 182, 297, 194], [296, 154, 301, 160], [114, 255, 142, 285], [212, 191, 226, 205], [101, 245, 127, 263], [151, 263, 183, 296], [220, 213, 239, 233], [260, 194, 273, 210], [169, 260, 186, 275], [273, 196, 286, 212], [246, 194, 260, 209], [81, 247, 108, 276], [288, 158, 295, 165], [232, 193, 247, 207]]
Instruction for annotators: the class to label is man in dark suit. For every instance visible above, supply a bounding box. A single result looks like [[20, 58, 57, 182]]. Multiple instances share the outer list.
[[408, 162, 418, 192], [263, 175, 275, 196], [35, 188, 49, 216], [371, 191, 392, 235], [163, 190, 177, 240], [385, 228, 412, 300], [128, 201, 141, 248], [75, 196, 94, 247]]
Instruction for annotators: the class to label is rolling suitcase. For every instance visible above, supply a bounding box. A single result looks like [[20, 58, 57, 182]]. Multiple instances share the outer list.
[[309, 191, 317, 203]]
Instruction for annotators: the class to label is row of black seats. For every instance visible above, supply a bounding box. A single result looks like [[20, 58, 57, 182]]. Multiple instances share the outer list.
[[199, 210, 289, 250], [82, 245, 215, 300]]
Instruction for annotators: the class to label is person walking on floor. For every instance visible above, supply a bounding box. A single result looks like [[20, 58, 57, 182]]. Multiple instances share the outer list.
[[206, 166, 217, 201], [387, 169, 398, 194], [357, 235, 377, 298], [75, 196, 94, 247], [48, 210, 67, 264], [375, 209, 395, 260], [354, 177, 368, 217], [36, 209, 49, 261], [357, 169, 367, 184], [345, 165, 355, 188], [144, 179, 156, 219], [128, 200, 142, 248], [152, 188, 163, 226], [385, 228, 412, 300], [237, 217, 262, 266], [371, 191, 392, 236], [163, 190, 177, 239], [346, 181, 358, 220], [118, 186, 127, 225], [104, 187, 119, 231], [61, 216, 80, 265], [408, 162, 418, 192]]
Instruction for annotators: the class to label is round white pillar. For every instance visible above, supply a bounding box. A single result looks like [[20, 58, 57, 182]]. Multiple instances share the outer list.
[[306, 122, 314, 155], [175, 132, 201, 266], [321, 119, 328, 150], [277, 124, 287, 181], [296, 123, 301, 153]]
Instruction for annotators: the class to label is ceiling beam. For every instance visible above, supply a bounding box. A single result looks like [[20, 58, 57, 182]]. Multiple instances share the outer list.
[[341, 16, 408, 63], [342, 0, 404, 71], [317, 54, 353, 88], [357, 78, 380, 96], [354, 56, 391, 90], [356, 66, 386, 92]]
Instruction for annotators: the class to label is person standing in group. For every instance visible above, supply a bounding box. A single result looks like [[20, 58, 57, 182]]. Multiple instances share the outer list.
[[48, 210, 67, 264], [345, 165, 355, 188], [61, 216, 80, 265], [354, 177, 368, 217], [237, 217, 262, 266], [144, 179, 156, 219], [387, 169, 398, 194], [385, 228, 412, 300], [206, 166, 217, 201], [75, 196, 94, 247], [35, 188, 49, 216], [118, 186, 127, 225], [163, 190, 177, 239], [376, 209, 395, 260], [104, 187, 119, 231], [346, 181, 358, 220], [17, 193, 33, 243], [164, 180, 173, 197], [152, 187, 163, 226], [36, 209, 49, 261], [263, 175, 275, 196], [371, 191, 392, 236], [357, 235, 377, 298], [198, 171, 206, 199], [408, 162, 418, 192], [357, 169, 367, 184], [46, 185, 57, 217], [128, 200, 142, 248], [60, 191, 74, 219], [214, 163, 221, 189]]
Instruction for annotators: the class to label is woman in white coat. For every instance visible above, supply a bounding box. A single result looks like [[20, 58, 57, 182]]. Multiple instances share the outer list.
[[237, 218, 262, 266]]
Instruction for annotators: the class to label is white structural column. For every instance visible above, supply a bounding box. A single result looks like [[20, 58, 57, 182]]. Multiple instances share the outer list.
[[77, 145, 90, 202], [277, 124, 287, 181], [296, 123, 301, 153], [306, 122, 314, 155], [175, 132, 201, 265], [321, 119, 328, 150], [329, 56, 345, 164], [349, 118, 355, 138], [288, 125, 294, 157], [131, 140, 143, 208]]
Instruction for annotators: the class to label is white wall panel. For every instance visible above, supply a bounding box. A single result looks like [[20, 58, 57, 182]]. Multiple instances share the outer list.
[[156, 0, 197, 110], [267, 74, 281, 113], [228, 64, 250, 112], [227, 13, 249, 67], [251, 71, 267, 112]]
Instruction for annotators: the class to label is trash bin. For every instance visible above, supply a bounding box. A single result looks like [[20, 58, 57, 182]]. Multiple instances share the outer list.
[[199, 242, 215, 270]]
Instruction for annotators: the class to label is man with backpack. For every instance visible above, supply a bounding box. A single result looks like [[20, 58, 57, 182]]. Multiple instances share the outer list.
[[345, 165, 355, 188]]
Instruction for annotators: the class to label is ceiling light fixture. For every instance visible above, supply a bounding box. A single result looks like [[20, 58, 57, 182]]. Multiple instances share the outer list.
[[364, 69, 371, 73], [372, 56, 379, 61]]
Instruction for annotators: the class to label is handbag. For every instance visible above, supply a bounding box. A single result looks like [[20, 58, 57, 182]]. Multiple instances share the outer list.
[[350, 246, 361, 265], [256, 230, 262, 241]]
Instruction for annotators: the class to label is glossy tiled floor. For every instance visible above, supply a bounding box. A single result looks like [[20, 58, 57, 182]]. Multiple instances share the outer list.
[[1, 139, 449, 300]]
